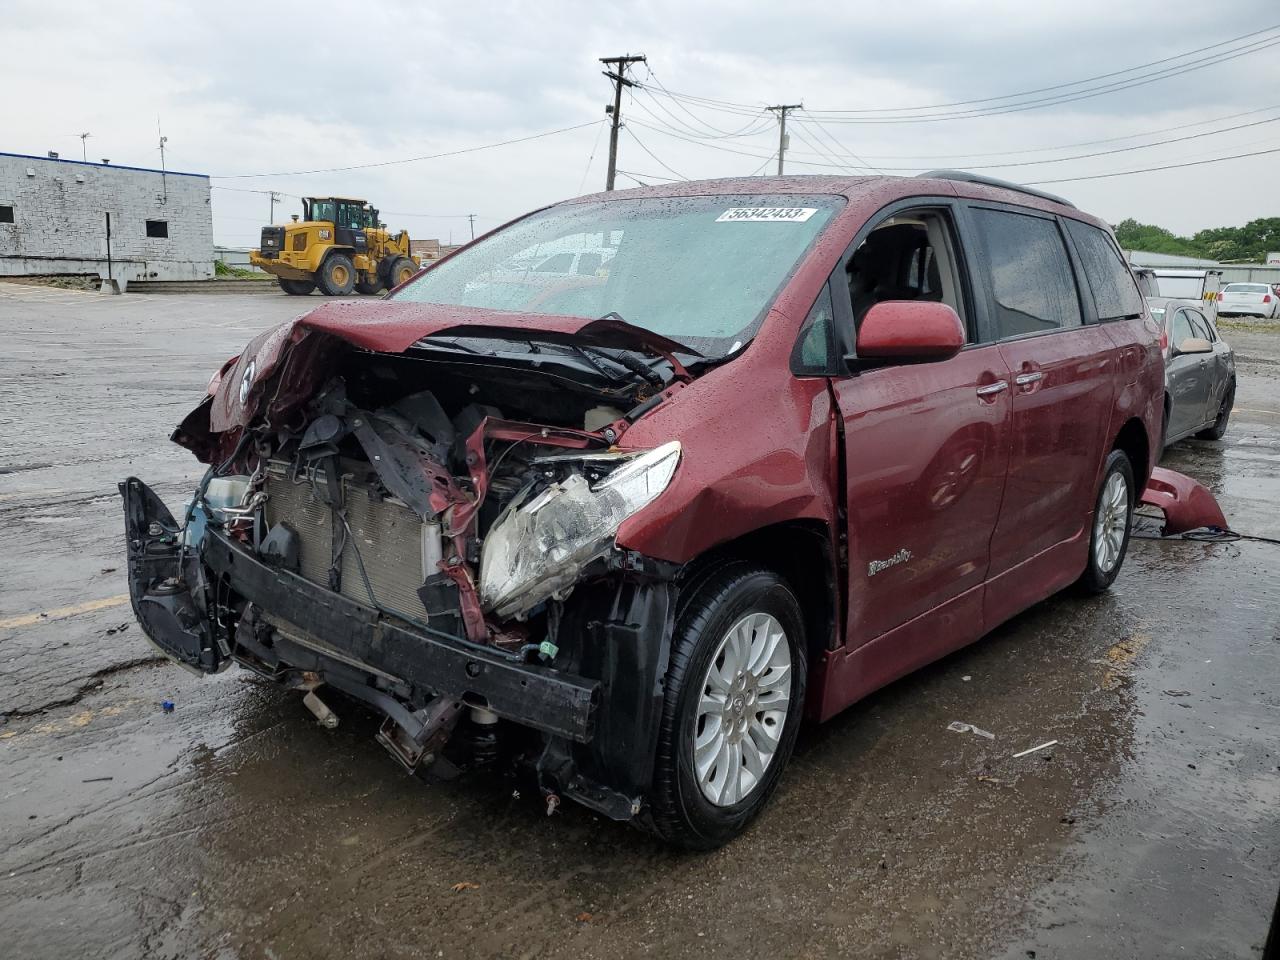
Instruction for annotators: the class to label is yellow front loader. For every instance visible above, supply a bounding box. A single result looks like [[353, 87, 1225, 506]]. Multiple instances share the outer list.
[[250, 197, 421, 296]]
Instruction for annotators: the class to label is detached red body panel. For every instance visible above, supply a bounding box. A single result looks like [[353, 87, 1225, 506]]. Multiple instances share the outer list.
[[1140, 466, 1228, 534]]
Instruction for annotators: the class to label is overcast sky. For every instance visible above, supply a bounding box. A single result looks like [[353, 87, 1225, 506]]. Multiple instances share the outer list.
[[4, 0, 1278, 245]]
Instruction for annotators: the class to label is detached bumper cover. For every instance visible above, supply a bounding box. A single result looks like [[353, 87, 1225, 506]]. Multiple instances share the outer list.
[[1139, 466, 1228, 535], [201, 529, 600, 742]]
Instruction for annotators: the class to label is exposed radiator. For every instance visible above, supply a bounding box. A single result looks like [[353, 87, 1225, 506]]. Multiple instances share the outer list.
[[263, 460, 442, 624]]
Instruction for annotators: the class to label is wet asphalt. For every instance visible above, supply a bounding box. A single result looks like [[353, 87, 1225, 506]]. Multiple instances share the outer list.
[[1, 282, 1277, 960]]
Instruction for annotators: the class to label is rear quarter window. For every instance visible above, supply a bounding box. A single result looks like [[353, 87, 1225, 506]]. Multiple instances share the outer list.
[[1064, 219, 1145, 321]]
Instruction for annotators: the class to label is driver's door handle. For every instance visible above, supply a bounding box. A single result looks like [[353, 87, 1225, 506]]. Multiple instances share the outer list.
[[976, 381, 1009, 397]]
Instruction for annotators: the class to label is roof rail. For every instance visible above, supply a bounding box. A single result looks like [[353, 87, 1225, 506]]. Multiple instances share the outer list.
[[915, 169, 1076, 209]]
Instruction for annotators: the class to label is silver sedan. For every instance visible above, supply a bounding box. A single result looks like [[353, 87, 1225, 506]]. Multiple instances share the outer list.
[[1147, 297, 1236, 448]]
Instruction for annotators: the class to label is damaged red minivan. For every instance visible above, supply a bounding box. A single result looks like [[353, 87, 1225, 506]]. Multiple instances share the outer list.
[[123, 171, 1203, 848]]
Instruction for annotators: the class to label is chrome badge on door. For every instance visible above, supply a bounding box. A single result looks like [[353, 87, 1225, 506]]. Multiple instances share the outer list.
[[868, 548, 912, 577]]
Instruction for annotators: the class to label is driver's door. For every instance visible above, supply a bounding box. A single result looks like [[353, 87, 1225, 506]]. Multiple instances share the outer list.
[[829, 205, 1012, 651]]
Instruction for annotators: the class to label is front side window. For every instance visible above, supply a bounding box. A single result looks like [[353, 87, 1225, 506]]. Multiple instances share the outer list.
[[1064, 219, 1144, 321], [1185, 309, 1212, 341], [971, 208, 1081, 340], [393, 195, 841, 357], [309, 200, 336, 223], [840, 208, 969, 337]]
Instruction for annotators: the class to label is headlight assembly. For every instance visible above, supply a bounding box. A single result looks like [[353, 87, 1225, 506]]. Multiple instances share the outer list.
[[478, 441, 680, 619]]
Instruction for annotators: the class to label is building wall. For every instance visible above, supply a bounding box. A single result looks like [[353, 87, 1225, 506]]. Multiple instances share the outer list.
[[0, 152, 214, 285]]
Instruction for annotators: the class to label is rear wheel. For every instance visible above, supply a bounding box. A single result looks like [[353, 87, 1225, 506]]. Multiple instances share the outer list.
[[1078, 449, 1135, 594], [318, 253, 355, 296], [647, 565, 807, 849], [1196, 381, 1234, 440], [386, 256, 417, 289], [278, 278, 315, 295]]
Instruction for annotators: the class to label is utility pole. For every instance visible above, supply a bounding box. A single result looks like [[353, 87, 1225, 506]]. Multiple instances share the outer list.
[[468, 214, 476, 240], [600, 53, 646, 191], [269, 191, 280, 224], [767, 104, 803, 175], [157, 118, 169, 204], [78, 132, 91, 162]]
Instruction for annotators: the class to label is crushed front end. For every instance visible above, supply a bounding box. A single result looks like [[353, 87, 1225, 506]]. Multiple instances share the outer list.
[[122, 304, 694, 821]]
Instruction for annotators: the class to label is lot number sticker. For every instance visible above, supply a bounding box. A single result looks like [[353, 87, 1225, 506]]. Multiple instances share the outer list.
[[716, 207, 818, 223]]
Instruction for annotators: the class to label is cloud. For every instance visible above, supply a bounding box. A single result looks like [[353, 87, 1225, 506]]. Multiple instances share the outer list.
[[2, 0, 1277, 241]]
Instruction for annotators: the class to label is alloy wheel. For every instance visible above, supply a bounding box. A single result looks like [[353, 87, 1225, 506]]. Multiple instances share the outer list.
[[1094, 470, 1130, 573], [693, 612, 792, 807]]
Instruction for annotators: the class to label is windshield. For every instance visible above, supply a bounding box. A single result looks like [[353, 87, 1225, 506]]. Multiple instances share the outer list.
[[391, 195, 842, 357]]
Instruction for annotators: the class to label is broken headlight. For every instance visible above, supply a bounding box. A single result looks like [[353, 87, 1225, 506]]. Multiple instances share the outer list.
[[479, 441, 681, 619]]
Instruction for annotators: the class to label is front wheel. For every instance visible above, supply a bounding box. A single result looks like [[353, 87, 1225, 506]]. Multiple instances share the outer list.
[[278, 278, 315, 295], [1078, 449, 1135, 594], [318, 253, 356, 296], [647, 565, 807, 849]]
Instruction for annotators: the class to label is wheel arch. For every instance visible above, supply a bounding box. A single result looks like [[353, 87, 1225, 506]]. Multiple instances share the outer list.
[[676, 519, 840, 672], [1113, 416, 1152, 489]]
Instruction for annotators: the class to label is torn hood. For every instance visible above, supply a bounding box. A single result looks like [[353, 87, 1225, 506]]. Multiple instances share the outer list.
[[206, 300, 698, 434]]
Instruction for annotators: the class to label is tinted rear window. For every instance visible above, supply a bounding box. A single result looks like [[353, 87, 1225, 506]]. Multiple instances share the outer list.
[[1064, 220, 1144, 321], [1224, 283, 1269, 293], [971, 208, 1082, 339]]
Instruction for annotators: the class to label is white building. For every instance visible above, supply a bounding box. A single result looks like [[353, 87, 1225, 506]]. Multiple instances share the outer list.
[[0, 151, 214, 290]]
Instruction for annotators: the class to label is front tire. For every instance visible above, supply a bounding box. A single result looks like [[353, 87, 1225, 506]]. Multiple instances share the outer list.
[[278, 278, 315, 295], [317, 253, 356, 296], [647, 565, 807, 850], [1078, 449, 1135, 594]]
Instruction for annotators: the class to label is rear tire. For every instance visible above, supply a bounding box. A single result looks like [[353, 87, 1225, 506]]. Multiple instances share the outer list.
[[1078, 449, 1135, 595], [1196, 381, 1234, 440], [318, 253, 356, 296], [278, 278, 315, 295], [646, 565, 807, 850]]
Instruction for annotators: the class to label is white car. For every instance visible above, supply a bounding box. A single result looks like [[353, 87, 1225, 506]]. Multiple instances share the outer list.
[[1216, 282, 1279, 319]]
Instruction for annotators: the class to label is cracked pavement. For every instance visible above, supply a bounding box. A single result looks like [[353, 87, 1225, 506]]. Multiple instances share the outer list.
[[1, 284, 1278, 959]]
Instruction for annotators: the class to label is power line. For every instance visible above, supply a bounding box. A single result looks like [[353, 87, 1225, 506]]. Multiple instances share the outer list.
[[789, 102, 1280, 160], [211, 122, 599, 178], [807, 23, 1280, 114], [639, 30, 1280, 124], [797, 111, 882, 173], [627, 110, 1280, 176], [623, 127, 688, 180], [1025, 145, 1280, 185], [577, 119, 608, 194], [615, 168, 683, 183]]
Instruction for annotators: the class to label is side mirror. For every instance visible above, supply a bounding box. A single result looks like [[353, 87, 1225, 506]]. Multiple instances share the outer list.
[[1175, 337, 1212, 355], [852, 301, 966, 364]]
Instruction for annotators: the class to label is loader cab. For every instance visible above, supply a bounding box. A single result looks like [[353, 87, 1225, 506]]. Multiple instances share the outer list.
[[303, 197, 375, 250]]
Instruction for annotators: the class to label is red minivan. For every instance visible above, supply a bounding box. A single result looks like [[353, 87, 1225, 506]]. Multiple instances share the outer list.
[[123, 172, 1178, 847]]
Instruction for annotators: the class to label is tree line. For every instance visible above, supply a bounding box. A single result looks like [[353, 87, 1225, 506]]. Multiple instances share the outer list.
[[1114, 217, 1280, 263]]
